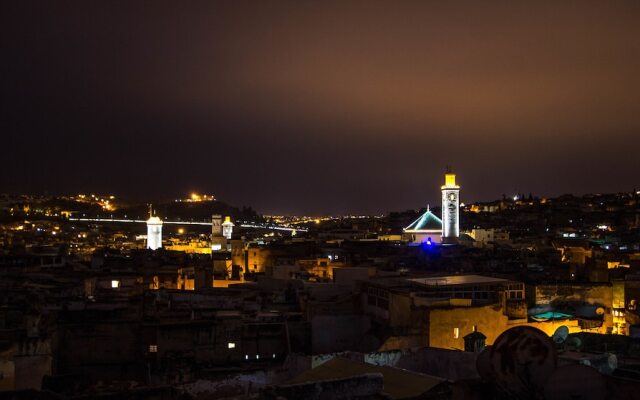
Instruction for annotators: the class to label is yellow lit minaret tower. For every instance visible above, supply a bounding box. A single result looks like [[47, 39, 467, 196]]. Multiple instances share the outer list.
[[441, 168, 460, 243]]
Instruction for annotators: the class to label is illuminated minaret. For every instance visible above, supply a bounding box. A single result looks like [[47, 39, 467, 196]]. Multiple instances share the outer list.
[[441, 168, 460, 242], [222, 216, 234, 240], [146, 205, 163, 250], [211, 214, 225, 251]]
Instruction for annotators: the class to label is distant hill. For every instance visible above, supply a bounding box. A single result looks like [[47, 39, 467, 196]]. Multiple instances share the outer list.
[[0, 194, 262, 223], [121, 201, 261, 222]]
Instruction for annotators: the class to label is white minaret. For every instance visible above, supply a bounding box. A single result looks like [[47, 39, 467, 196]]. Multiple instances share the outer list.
[[441, 169, 460, 242], [222, 216, 234, 240], [146, 205, 163, 250]]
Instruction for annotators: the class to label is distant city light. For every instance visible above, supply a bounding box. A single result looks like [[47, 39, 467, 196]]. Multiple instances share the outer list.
[[179, 193, 215, 203], [111, 280, 120, 288]]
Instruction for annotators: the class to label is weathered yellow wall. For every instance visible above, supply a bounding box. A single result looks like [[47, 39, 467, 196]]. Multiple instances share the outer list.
[[533, 284, 612, 307], [429, 305, 611, 350], [429, 304, 507, 350]]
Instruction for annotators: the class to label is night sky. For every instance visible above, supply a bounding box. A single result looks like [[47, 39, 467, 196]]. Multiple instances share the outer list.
[[2, 1, 640, 215]]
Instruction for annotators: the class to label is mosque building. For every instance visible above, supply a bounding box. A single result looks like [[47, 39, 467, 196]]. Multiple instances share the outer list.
[[403, 170, 461, 244], [402, 206, 443, 244]]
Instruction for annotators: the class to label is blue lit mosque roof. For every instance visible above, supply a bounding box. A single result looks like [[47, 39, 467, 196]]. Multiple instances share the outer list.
[[404, 208, 443, 232]]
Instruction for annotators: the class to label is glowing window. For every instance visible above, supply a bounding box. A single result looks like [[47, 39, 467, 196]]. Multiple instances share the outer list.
[[111, 280, 120, 288], [149, 345, 158, 353], [228, 342, 236, 349], [245, 355, 249, 360], [453, 328, 460, 339]]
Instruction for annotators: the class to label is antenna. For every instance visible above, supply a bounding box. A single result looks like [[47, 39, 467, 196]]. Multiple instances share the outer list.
[[445, 165, 452, 173], [148, 204, 153, 218]]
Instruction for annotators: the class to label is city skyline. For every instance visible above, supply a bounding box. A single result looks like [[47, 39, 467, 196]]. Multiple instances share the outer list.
[[2, 1, 640, 215]]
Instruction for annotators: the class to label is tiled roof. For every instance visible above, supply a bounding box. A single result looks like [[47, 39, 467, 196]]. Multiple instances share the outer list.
[[287, 357, 444, 399], [404, 209, 442, 232]]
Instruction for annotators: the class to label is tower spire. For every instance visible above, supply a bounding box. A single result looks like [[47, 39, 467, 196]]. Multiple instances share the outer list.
[[441, 170, 461, 242]]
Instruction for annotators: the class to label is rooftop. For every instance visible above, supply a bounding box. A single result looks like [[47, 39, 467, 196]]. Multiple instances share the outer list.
[[287, 357, 444, 400], [407, 274, 512, 287], [404, 208, 443, 232]]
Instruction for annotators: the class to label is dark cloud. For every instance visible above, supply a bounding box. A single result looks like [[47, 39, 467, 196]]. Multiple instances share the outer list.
[[2, 1, 639, 214]]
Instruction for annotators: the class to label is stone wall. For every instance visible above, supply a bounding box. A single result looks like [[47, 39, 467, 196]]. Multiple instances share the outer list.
[[531, 283, 612, 307], [428, 304, 506, 350]]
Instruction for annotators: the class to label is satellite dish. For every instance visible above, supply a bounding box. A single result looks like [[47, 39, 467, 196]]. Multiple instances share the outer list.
[[566, 336, 582, 350], [552, 326, 569, 344], [489, 326, 557, 396], [607, 354, 618, 371]]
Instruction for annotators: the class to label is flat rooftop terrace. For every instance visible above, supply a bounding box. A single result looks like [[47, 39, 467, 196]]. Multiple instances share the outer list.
[[407, 274, 513, 287]]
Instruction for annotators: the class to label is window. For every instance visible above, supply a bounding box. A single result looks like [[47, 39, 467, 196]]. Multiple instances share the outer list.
[[111, 280, 120, 288], [245, 354, 249, 360], [453, 328, 460, 339], [149, 345, 158, 353], [228, 342, 236, 349]]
